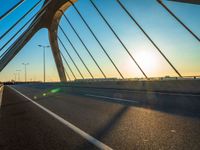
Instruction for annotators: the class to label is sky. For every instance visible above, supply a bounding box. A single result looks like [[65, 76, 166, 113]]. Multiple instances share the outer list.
[[0, 0, 200, 82]]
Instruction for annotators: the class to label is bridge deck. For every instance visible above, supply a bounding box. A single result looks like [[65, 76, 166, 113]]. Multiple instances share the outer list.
[[0, 85, 200, 149]]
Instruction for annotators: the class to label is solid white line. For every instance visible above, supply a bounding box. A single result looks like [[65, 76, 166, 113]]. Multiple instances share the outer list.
[[85, 94, 138, 104], [8, 86, 112, 150], [0, 86, 4, 108]]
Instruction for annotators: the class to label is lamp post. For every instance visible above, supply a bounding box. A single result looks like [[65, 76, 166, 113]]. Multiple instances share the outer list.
[[16, 70, 21, 82], [22, 63, 29, 82], [38, 45, 50, 83]]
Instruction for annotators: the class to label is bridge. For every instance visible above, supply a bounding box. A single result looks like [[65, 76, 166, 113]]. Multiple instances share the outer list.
[[0, 0, 200, 149]]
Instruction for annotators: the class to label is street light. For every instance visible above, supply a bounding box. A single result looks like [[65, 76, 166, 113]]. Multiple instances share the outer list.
[[16, 70, 21, 82], [22, 63, 29, 82], [38, 45, 50, 83]]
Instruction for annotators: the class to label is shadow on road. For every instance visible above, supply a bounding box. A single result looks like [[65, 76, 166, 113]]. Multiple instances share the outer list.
[[79, 106, 129, 149]]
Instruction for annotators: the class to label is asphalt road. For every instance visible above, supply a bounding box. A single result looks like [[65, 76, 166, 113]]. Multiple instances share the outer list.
[[0, 85, 200, 150]]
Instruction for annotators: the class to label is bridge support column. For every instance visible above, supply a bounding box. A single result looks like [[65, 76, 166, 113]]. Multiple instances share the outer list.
[[48, 0, 77, 82], [49, 26, 67, 82]]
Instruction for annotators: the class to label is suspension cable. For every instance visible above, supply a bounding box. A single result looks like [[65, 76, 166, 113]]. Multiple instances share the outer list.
[[0, 49, 9, 59], [0, 0, 52, 52], [58, 24, 94, 79], [116, 0, 182, 77], [57, 35, 84, 79], [60, 10, 107, 79], [60, 48, 77, 80], [157, 0, 200, 42], [64, 68, 71, 81], [69, 0, 124, 79], [0, 10, 46, 52], [0, 0, 25, 20], [0, 14, 41, 60], [89, 0, 148, 79], [0, 0, 43, 40]]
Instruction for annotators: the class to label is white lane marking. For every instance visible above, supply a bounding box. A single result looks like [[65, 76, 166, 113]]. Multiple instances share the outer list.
[[85, 94, 138, 104], [8, 86, 112, 150], [0, 85, 4, 108]]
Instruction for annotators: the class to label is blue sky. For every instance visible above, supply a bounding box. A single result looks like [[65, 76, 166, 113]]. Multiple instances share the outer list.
[[0, 0, 20, 16], [0, 0, 200, 81]]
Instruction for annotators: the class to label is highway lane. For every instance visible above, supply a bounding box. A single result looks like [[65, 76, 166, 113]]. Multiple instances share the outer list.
[[1, 85, 200, 149], [14, 83, 200, 114], [0, 86, 99, 150], [71, 86, 200, 113]]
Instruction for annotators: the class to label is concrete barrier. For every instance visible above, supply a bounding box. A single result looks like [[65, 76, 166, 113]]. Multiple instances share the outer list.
[[15, 79, 200, 114], [61, 79, 200, 94]]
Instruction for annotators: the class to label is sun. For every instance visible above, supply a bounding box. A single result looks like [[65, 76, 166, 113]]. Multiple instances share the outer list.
[[135, 50, 159, 74]]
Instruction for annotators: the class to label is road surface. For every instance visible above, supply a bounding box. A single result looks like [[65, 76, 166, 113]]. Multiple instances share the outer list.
[[0, 84, 200, 150]]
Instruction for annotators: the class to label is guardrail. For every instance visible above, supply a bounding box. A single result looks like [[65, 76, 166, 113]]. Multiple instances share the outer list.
[[74, 76, 200, 82], [11, 78, 200, 95], [11, 80, 200, 114], [1, 76, 199, 85]]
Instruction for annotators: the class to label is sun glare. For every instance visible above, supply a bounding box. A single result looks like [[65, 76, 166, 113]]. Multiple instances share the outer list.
[[135, 50, 159, 74]]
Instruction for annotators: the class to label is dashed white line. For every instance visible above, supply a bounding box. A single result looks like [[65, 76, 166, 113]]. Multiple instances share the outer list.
[[0, 85, 4, 108], [8, 86, 113, 150], [85, 94, 138, 104]]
